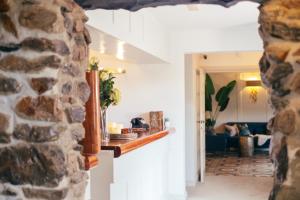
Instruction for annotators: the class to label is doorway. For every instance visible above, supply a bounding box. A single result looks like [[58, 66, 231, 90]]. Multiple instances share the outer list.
[[185, 51, 274, 199]]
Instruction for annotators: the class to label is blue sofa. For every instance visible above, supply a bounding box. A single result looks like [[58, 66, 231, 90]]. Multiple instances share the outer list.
[[206, 133, 228, 154], [206, 122, 271, 154]]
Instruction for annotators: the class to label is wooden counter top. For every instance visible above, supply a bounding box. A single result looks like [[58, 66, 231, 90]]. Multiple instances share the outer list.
[[101, 130, 170, 158]]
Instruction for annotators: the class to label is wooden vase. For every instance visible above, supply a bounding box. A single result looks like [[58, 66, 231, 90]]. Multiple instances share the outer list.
[[83, 70, 101, 170]]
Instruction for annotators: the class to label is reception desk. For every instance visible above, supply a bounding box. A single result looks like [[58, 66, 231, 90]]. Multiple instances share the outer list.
[[90, 130, 171, 200]]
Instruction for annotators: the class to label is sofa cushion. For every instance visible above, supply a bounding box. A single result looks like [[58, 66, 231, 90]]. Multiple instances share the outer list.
[[238, 124, 251, 136], [225, 124, 239, 136], [227, 122, 268, 135]]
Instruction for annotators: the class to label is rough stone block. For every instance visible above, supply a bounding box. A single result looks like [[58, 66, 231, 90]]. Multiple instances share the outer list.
[[70, 180, 87, 199], [0, 113, 10, 143], [22, 188, 68, 200], [270, 96, 289, 110], [83, 27, 91, 44], [72, 34, 88, 61], [271, 22, 300, 41], [66, 106, 86, 123], [75, 81, 90, 103], [70, 171, 88, 184], [0, 75, 21, 94], [16, 96, 63, 122], [0, 112, 10, 142], [0, 14, 18, 38], [62, 63, 82, 77], [19, 6, 60, 33], [0, 133, 10, 143], [70, 124, 85, 141], [67, 153, 81, 176], [0, 55, 61, 72], [266, 43, 290, 62], [260, 2, 300, 42], [61, 81, 73, 95], [0, 144, 66, 187], [22, 38, 70, 55], [0, 112, 9, 132], [274, 110, 296, 135], [282, 0, 300, 9], [74, 19, 84, 32], [13, 124, 66, 143], [0, 0, 9, 12], [291, 73, 300, 94], [30, 77, 57, 95]]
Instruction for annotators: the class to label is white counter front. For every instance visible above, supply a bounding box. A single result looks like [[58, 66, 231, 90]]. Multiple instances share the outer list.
[[89, 134, 170, 200]]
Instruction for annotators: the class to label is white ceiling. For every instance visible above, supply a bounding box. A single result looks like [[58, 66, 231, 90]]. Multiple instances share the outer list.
[[87, 25, 166, 64], [145, 2, 260, 30], [197, 51, 263, 72]]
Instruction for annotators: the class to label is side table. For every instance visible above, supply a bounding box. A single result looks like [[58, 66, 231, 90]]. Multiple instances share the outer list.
[[239, 136, 254, 157]]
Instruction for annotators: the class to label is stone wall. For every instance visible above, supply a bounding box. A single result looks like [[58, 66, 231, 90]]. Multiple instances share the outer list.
[[0, 0, 90, 199], [259, 0, 300, 199]]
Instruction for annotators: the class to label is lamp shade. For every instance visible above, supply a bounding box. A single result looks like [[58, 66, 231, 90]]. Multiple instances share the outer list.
[[246, 80, 261, 87]]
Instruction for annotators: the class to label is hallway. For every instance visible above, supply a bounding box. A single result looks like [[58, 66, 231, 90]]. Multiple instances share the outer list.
[[188, 176, 273, 200]]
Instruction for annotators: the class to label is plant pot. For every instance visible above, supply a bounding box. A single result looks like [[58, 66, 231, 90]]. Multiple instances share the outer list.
[[205, 126, 216, 135]]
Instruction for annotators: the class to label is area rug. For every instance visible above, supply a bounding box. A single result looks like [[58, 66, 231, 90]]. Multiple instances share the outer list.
[[206, 152, 274, 177]]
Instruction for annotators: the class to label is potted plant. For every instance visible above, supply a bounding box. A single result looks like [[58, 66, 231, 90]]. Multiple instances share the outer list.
[[89, 58, 121, 142], [205, 74, 236, 134]]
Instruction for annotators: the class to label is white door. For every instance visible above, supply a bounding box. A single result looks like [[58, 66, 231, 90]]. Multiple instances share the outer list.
[[196, 68, 206, 183]]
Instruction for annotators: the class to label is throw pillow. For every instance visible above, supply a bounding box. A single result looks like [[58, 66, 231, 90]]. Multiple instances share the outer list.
[[238, 124, 251, 136], [225, 124, 239, 137]]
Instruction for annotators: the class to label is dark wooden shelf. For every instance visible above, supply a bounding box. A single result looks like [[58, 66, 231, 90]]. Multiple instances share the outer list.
[[101, 130, 170, 158]]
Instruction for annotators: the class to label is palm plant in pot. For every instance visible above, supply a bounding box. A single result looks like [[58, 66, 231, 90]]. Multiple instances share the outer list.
[[205, 74, 236, 134]]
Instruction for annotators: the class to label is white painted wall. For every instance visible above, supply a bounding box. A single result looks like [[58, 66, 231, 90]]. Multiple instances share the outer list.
[[209, 72, 273, 127], [107, 61, 174, 126], [103, 59, 186, 199], [90, 136, 170, 200]]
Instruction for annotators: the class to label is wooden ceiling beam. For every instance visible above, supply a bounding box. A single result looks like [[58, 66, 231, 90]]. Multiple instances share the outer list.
[[75, 0, 263, 11]]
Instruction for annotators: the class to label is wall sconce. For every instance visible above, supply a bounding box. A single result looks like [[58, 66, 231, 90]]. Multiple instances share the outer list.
[[245, 80, 261, 103]]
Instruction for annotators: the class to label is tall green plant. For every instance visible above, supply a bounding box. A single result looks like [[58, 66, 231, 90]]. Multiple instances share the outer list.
[[205, 74, 236, 128]]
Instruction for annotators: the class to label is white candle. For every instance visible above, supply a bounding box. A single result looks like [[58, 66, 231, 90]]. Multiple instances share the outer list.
[[108, 122, 124, 134], [116, 124, 124, 134], [108, 122, 117, 133]]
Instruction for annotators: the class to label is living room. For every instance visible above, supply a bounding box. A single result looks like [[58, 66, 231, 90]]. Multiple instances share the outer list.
[[185, 51, 274, 199]]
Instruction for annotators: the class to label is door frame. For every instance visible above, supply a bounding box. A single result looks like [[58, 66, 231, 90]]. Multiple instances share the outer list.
[[195, 68, 206, 183], [185, 54, 206, 186]]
